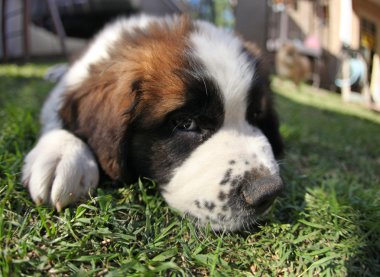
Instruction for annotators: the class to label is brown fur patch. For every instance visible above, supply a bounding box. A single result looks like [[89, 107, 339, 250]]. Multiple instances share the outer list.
[[111, 16, 194, 122], [60, 16, 193, 180]]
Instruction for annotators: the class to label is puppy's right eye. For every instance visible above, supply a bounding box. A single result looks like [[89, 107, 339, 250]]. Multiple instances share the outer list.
[[172, 117, 198, 132]]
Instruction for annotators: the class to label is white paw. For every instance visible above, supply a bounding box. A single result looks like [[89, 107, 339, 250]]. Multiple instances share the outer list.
[[22, 130, 99, 211]]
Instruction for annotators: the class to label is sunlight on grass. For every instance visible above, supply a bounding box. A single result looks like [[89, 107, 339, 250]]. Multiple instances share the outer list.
[[0, 63, 50, 78], [272, 77, 380, 125]]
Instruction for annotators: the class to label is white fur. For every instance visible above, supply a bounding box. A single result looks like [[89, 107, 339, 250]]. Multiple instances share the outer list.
[[191, 21, 254, 125], [22, 130, 99, 210]]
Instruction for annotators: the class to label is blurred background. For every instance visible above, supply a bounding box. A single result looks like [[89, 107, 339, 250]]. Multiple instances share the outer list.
[[1, 0, 380, 111]]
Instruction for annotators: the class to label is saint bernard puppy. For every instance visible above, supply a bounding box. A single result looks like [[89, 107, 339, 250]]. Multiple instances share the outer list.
[[22, 15, 284, 231]]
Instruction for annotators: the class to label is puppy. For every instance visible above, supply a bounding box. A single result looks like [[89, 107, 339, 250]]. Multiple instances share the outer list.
[[22, 15, 284, 231]]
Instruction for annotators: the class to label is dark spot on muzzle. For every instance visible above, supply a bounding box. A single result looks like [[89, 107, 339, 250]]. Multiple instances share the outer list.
[[220, 168, 232, 185]]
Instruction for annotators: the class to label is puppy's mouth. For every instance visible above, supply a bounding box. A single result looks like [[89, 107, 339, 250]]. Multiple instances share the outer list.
[[191, 204, 275, 232], [178, 193, 278, 232], [251, 198, 275, 215]]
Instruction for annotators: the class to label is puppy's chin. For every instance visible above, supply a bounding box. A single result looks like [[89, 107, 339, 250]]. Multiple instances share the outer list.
[[166, 203, 273, 232]]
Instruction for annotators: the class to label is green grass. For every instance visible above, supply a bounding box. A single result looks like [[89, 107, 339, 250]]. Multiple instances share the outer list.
[[1, 63, 379, 276]]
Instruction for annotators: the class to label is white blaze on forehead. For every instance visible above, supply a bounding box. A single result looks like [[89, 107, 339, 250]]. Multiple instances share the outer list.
[[190, 21, 254, 125]]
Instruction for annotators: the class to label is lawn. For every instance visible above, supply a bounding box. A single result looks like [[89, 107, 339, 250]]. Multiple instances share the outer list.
[[0, 62, 379, 276]]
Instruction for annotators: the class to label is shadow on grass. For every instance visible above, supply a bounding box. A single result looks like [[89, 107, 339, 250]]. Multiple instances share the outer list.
[[273, 91, 380, 275]]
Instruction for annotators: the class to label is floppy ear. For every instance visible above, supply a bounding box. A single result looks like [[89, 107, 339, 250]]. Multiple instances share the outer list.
[[59, 65, 139, 181], [244, 41, 284, 158], [255, 92, 284, 158]]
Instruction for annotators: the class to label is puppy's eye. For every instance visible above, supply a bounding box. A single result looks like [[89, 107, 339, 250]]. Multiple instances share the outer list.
[[173, 117, 198, 131]]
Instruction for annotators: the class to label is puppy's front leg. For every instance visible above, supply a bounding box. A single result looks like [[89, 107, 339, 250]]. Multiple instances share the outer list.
[[22, 129, 99, 211], [22, 75, 99, 211]]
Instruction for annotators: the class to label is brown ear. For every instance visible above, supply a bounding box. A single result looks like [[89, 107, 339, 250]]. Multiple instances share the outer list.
[[59, 64, 139, 181], [257, 96, 284, 158]]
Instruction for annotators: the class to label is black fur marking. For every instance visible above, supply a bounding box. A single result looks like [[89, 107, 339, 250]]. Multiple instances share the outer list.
[[231, 177, 239, 187], [220, 168, 232, 185], [204, 201, 216, 211], [222, 205, 229, 211], [218, 191, 227, 201], [245, 62, 283, 158], [229, 160, 236, 165], [194, 200, 201, 209]]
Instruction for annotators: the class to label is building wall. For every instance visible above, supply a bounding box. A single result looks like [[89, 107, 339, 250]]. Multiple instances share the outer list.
[[234, 0, 268, 50], [286, 0, 341, 56], [326, 0, 341, 56], [282, 0, 380, 65], [287, 1, 316, 37], [353, 0, 380, 55], [139, 0, 183, 16], [232, 0, 380, 90], [351, 7, 360, 50]]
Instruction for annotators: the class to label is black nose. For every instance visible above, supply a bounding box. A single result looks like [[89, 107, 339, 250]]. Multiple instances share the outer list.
[[241, 176, 283, 211]]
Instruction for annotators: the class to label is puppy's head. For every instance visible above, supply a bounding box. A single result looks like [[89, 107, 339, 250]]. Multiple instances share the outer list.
[[60, 16, 283, 231]]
